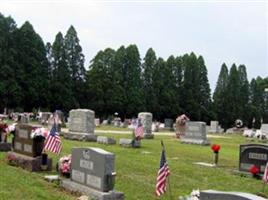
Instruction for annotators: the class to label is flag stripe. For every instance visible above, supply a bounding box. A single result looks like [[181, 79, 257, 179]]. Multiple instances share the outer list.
[[43, 123, 62, 154], [155, 149, 170, 197], [263, 162, 268, 183]]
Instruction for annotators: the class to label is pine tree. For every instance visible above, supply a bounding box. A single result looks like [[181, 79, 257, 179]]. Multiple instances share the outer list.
[[227, 64, 240, 126], [238, 65, 249, 125], [142, 48, 157, 112], [64, 25, 86, 107], [197, 55, 212, 123], [15, 21, 49, 111], [0, 13, 22, 111], [50, 32, 74, 112], [213, 63, 229, 129]]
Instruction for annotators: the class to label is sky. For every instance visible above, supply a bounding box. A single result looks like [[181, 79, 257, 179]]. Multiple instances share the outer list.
[[1, 0, 267, 92]]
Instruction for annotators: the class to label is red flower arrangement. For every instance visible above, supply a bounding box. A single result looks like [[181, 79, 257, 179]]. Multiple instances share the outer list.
[[211, 144, 221, 153], [0, 123, 8, 132], [249, 165, 260, 176], [58, 155, 71, 177]]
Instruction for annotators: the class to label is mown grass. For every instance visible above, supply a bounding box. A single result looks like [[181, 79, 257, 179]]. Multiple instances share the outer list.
[[0, 132, 267, 200]]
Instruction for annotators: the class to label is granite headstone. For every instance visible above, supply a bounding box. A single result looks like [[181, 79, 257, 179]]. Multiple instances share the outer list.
[[239, 144, 268, 173], [181, 121, 210, 145], [200, 190, 266, 200], [138, 112, 153, 139]]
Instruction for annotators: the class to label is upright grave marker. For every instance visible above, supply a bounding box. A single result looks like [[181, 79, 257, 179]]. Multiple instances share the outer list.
[[239, 144, 268, 173], [138, 112, 153, 139], [62, 147, 124, 200], [64, 109, 96, 141], [7, 124, 52, 171], [181, 121, 210, 145]]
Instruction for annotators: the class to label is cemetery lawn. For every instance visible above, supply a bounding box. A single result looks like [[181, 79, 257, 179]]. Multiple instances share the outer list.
[[0, 133, 267, 200]]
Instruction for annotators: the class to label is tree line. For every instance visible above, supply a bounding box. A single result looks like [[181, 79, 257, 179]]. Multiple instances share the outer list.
[[0, 13, 267, 128]]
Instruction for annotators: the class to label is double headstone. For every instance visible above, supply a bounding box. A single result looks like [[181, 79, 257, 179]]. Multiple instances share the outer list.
[[7, 124, 52, 171], [138, 112, 153, 139], [239, 144, 268, 173], [181, 121, 210, 145], [64, 109, 96, 141], [62, 147, 124, 200]]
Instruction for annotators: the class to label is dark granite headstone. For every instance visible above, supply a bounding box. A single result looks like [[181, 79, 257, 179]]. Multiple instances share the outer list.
[[71, 147, 115, 192], [14, 124, 44, 157], [239, 144, 268, 173]]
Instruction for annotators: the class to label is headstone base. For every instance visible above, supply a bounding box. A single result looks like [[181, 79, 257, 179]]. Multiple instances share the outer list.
[[61, 179, 124, 200], [143, 134, 154, 139], [200, 190, 267, 200], [181, 138, 210, 145], [63, 132, 97, 142], [6, 152, 52, 172], [0, 142, 11, 151]]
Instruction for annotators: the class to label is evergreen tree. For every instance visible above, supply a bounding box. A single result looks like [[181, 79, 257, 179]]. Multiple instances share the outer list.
[[15, 21, 49, 111], [226, 64, 240, 126], [123, 45, 144, 117], [213, 63, 229, 129], [238, 65, 249, 125], [50, 32, 73, 111], [197, 56, 212, 123], [142, 48, 157, 112], [64, 25, 86, 107], [181, 53, 201, 120], [0, 13, 22, 111]]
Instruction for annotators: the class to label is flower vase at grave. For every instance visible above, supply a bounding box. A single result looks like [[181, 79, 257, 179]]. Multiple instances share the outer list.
[[211, 144, 221, 166]]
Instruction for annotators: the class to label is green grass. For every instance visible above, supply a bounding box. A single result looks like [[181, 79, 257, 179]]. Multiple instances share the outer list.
[[0, 133, 267, 200]]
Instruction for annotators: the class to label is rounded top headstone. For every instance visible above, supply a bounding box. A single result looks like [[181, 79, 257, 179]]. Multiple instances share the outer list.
[[70, 109, 95, 115], [138, 112, 152, 117]]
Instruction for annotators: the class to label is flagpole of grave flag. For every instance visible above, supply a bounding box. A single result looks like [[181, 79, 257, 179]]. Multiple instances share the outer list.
[[161, 140, 173, 200]]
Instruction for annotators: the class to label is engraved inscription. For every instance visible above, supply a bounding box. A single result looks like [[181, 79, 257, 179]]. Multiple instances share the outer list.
[[72, 169, 85, 184], [86, 174, 101, 189], [249, 153, 267, 160], [80, 159, 94, 170], [18, 129, 28, 139], [24, 144, 32, 153], [14, 142, 22, 150]]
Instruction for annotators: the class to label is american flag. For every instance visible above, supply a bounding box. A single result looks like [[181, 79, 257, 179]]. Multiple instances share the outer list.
[[135, 125, 144, 139], [156, 146, 170, 197], [263, 162, 268, 183], [43, 123, 62, 154]]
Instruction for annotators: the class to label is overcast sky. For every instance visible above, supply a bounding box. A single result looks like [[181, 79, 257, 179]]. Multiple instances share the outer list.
[[1, 0, 267, 92]]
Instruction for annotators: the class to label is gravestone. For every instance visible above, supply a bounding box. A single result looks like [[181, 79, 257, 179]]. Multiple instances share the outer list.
[[164, 118, 174, 130], [239, 144, 268, 173], [119, 138, 140, 148], [200, 190, 266, 200], [138, 112, 153, 139], [181, 121, 210, 145], [64, 109, 97, 141], [19, 114, 29, 123], [209, 121, 219, 133], [40, 112, 52, 125], [62, 147, 124, 200], [95, 118, 100, 127], [261, 124, 268, 135], [97, 136, 116, 145], [7, 124, 52, 171]]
